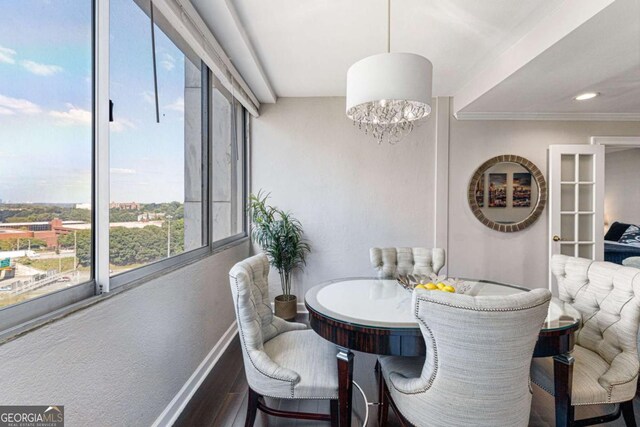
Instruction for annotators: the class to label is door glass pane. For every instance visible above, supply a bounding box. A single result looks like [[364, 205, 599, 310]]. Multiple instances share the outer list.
[[0, 0, 93, 309], [561, 154, 576, 182], [561, 244, 576, 256], [578, 244, 594, 259], [578, 154, 594, 182], [578, 184, 594, 212], [561, 184, 575, 212], [561, 214, 575, 242], [578, 214, 594, 242]]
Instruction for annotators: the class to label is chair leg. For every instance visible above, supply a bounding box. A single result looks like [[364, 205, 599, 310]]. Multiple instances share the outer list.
[[245, 387, 260, 427], [330, 399, 339, 427], [378, 369, 389, 427], [622, 400, 637, 427]]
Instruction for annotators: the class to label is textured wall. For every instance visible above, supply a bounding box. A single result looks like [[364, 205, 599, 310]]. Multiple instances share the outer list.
[[605, 148, 640, 226], [251, 97, 437, 299], [0, 241, 249, 426], [252, 97, 640, 293]]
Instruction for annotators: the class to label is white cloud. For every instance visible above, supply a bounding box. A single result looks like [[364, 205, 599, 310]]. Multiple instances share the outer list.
[[0, 93, 42, 114], [142, 91, 155, 105], [160, 53, 175, 71], [49, 104, 91, 126], [110, 117, 135, 132], [165, 97, 184, 113], [0, 106, 15, 115], [21, 60, 63, 76], [0, 46, 16, 64], [110, 168, 137, 175]]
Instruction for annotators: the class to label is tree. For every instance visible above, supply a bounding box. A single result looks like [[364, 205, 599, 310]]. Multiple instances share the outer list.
[[0, 238, 47, 251], [59, 230, 91, 267]]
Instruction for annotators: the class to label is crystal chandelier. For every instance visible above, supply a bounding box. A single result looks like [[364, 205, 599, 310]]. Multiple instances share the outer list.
[[346, 0, 433, 144]]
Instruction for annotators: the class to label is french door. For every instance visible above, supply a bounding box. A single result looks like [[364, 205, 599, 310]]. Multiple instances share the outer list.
[[548, 144, 604, 290]]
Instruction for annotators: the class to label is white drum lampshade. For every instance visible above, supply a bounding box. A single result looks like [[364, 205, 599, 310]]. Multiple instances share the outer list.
[[346, 52, 433, 143]]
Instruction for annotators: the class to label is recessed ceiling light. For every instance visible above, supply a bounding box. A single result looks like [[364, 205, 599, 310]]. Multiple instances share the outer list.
[[574, 92, 599, 101]]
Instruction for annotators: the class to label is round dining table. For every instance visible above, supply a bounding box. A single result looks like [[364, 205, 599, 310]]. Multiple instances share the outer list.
[[305, 277, 581, 427]]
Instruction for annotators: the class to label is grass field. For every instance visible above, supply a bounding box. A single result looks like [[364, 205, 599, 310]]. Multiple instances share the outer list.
[[16, 257, 77, 272]]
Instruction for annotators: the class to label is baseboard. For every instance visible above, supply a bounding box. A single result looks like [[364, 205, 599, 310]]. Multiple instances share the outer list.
[[151, 321, 238, 427]]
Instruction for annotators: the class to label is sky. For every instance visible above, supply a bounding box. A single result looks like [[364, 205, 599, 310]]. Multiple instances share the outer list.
[[0, 0, 189, 204]]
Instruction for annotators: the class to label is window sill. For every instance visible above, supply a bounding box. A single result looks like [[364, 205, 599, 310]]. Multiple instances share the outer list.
[[0, 236, 249, 345]]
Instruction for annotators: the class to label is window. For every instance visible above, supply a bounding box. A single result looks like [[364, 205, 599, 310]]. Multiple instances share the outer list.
[[0, 0, 248, 334], [109, 0, 207, 277], [212, 78, 247, 244], [0, 0, 93, 312]]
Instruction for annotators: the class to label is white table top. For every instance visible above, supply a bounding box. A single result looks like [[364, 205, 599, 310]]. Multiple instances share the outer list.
[[305, 277, 580, 330]]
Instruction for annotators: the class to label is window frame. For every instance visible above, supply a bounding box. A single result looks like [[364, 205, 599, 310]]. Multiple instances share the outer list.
[[109, 57, 212, 290], [0, 1, 249, 338], [0, 0, 98, 337], [210, 77, 248, 249]]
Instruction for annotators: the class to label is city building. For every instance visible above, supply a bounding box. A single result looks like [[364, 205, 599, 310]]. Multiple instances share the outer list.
[[0, 219, 86, 248], [109, 202, 141, 210]]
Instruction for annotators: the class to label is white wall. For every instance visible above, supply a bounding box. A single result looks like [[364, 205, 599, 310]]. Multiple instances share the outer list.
[[449, 119, 640, 288], [251, 97, 436, 299], [252, 96, 640, 294], [605, 148, 640, 226], [0, 241, 249, 426]]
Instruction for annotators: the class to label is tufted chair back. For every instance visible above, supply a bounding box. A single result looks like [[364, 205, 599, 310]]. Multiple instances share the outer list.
[[370, 247, 446, 279], [383, 288, 551, 426], [229, 254, 307, 396], [552, 255, 640, 390]]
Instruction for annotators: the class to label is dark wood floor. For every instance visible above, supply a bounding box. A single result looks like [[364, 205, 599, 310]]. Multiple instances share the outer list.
[[176, 317, 639, 427]]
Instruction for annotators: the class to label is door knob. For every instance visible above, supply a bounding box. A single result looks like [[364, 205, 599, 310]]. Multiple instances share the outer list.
[[553, 235, 561, 242]]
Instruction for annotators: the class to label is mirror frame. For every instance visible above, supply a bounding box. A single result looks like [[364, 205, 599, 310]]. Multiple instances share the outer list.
[[467, 154, 547, 233]]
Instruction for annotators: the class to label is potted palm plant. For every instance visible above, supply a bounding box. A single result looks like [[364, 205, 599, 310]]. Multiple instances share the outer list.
[[249, 191, 311, 321]]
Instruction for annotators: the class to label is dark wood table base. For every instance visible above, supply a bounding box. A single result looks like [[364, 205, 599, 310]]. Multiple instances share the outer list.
[[336, 348, 354, 427], [308, 302, 579, 427]]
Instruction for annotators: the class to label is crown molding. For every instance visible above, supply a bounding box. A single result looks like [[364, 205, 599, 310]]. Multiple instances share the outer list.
[[590, 136, 640, 145], [454, 112, 640, 122]]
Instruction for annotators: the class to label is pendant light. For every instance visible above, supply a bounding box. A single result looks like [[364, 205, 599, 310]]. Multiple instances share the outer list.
[[346, 0, 433, 144]]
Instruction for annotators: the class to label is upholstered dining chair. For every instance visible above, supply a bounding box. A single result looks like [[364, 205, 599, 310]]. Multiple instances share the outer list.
[[229, 254, 339, 426], [378, 287, 552, 427], [531, 255, 640, 426], [370, 247, 446, 279]]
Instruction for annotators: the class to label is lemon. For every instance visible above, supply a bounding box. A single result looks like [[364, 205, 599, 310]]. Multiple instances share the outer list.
[[436, 282, 446, 290], [415, 284, 427, 290], [443, 285, 456, 293], [425, 283, 438, 290]]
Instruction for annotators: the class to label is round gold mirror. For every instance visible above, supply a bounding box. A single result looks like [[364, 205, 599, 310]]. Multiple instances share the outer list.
[[468, 155, 547, 232]]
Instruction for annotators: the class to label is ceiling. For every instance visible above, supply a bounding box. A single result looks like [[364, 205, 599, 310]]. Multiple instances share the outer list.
[[457, 0, 640, 119], [191, 0, 640, 119]]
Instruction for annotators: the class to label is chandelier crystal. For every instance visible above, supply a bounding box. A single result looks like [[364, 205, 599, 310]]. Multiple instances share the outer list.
[[347, 99, 430, 144], [346, 0, 433, 144]]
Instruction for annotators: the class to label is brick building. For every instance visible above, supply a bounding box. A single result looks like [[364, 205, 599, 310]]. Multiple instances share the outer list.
[[0, 219, 86, 248]]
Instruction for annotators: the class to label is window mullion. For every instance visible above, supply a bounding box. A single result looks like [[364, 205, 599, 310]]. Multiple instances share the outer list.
[[94, 0, 111, 293]]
